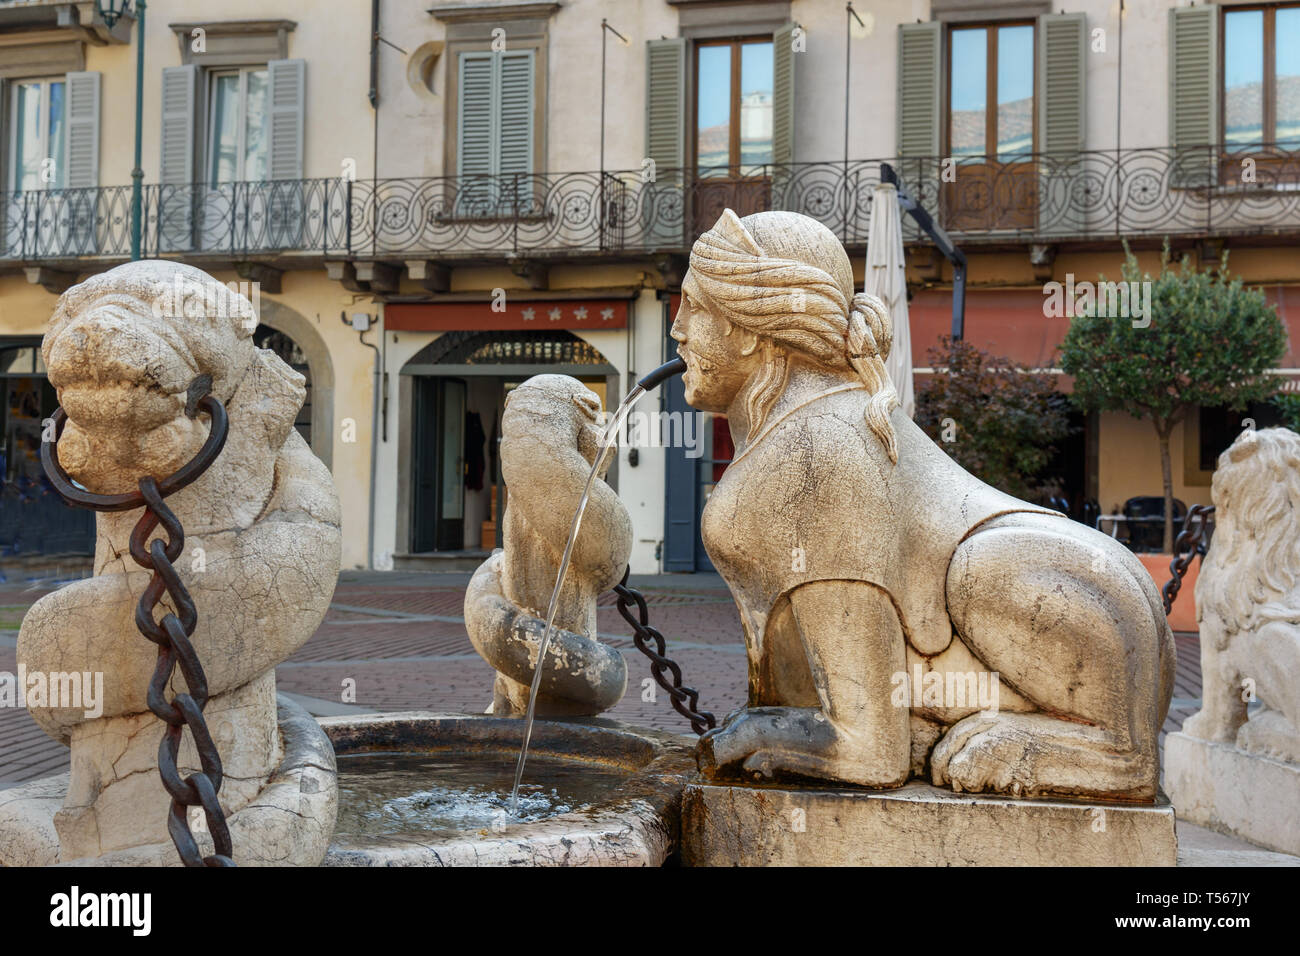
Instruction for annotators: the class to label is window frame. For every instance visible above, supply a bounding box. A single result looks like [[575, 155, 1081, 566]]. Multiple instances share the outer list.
[[204, 65, 270, 185], [7, 76, 66, 193], [943, 19, 1037, 160], [1219, 1, 1300, 149], [690, 35, 775, 176]]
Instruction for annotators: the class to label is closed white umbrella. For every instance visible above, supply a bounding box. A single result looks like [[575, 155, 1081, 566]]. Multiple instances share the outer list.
[[862, 181, 915, 419]]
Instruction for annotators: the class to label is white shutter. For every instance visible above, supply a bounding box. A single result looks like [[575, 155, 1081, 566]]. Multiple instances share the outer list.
[[1169, 4, 1218, 187], [1038, 14, 1086, 155], [63, 71, 100, 188], [644, 38, 685, 249], [268, 58, 305, 181]]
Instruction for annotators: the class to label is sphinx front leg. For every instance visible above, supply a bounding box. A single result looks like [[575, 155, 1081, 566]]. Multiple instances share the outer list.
[[699, 580, 911, 787]]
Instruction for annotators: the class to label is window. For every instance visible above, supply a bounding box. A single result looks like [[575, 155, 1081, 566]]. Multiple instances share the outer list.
[[207, 67, 270, 183], [1222, 3, 1300, 149], [948, 23, 1034, 159], [694, 38, 774, 176], [456, 50, 534, 211], [8, 79, 65, 191]]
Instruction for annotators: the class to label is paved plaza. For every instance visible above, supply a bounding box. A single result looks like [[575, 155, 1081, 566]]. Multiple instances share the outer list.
[[0, 567, 1202, 788]]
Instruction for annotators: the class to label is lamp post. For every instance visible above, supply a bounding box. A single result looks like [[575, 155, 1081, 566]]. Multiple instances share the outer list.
[[97, 0, 146, 261]]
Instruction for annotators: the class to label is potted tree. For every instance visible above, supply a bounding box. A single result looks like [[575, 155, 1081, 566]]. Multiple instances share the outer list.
[[1060, 243, 1286, 622]]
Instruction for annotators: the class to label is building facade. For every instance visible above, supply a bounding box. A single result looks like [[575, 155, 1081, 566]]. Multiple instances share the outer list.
[[1, 0, 1297, 574]]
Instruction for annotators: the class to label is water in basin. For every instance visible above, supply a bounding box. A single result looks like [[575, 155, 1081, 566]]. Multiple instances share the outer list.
[[333, 750, 634, 847]]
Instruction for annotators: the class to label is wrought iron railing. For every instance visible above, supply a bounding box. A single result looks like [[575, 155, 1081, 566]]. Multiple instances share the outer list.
[[4, 147, 1300, 264]]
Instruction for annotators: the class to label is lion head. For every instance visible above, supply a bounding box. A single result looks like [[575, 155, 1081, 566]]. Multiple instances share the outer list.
[[1196, 426, 1300, 645], [42, 260, 303, 494]]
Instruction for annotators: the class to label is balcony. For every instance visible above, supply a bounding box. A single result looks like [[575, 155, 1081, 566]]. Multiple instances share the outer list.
[[3, 147, 1300, 270]]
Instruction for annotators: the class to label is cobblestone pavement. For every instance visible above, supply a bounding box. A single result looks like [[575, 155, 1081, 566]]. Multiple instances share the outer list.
[[0, 571, 1202, 789]]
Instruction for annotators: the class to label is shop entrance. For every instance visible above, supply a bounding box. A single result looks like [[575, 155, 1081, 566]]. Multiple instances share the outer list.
[[402, 330, 618, 557]]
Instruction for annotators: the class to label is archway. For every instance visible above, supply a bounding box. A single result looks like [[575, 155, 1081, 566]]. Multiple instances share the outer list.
[[254, 299, 335, 469], [396, 330, 618, 558]]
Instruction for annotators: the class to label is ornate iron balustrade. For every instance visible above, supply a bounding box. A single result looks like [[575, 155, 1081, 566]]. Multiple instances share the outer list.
[[4, 147, 1300, 264]]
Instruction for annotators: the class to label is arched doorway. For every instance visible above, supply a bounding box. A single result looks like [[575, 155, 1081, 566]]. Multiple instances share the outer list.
[[254, 300, 334, 469], [0, 340, 95, 559], [399, 329, 618, 556]]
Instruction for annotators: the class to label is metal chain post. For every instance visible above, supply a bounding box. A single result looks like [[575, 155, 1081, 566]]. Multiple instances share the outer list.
[[613, 567, 716, 735], [41, 375, 235, 866]]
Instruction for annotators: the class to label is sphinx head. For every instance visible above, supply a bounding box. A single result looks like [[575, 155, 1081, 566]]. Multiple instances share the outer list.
[[42, 261, 261, 493], [672, 209, 900, 460]]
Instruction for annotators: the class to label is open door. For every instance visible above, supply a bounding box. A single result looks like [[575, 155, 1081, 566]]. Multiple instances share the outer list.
[[411, 377, 467, 552]]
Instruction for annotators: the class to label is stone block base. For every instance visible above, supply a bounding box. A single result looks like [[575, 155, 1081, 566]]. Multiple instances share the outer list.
[[1164, 731, 1300, 856], [682, 781, 1177, 866]]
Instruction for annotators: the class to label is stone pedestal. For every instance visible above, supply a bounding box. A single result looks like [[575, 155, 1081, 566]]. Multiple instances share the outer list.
[[681, 781, 1177, 866], [1164, 731, 1300, 856]]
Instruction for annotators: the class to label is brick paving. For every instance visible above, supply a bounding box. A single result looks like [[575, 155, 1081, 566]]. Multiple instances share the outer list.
[[0, 572, 1201, 789]]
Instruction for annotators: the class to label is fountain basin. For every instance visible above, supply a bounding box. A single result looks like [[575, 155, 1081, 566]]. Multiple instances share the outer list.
[[320, 712, 696, 866]]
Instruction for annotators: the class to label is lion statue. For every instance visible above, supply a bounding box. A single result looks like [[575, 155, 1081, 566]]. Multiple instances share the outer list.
[[464, 374, 629, 717], [6, 260, 341, 865], [1182, 426, 1300, 764], [672, 209, 1174, 801]]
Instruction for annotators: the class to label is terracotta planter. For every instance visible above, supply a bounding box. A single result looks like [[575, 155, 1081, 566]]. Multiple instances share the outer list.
[[1137, 553, 1200, 632]]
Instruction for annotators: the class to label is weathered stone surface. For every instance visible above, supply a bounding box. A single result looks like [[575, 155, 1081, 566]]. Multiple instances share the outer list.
[[465, 375, 630, 717], [681, 781, 1178, 866], [1168, 427, 1300, 853], [1165, 731, 1300, 856], [11, 260, 341, 863], [321, 712, 695, 867], [0, 696, 338, 866], [672, 209, 1174, 801]]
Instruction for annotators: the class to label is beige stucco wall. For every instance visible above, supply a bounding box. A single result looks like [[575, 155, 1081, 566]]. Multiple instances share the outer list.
[[1097, 410, 1213, 521]]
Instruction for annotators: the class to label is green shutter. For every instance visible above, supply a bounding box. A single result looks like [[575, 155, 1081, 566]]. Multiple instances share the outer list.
[[63, 71, 100, 189], [1038, 14, 1085, 155], [773, 22, 796, 166], [897, 21, 940, 158], [1169, 4, 1218, 187], [268, 58, 306, 181], [159, 65, 198, 251], [645, 38, 685, 174], [458, 53, 494, 179], [644, 38, 685, 249], [497, 51, 534, 177]]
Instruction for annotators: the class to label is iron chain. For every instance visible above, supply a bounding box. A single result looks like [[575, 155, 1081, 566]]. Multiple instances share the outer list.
[[1161, 503, 1216, 616], [614, 567, 717, 735], [42, 376, 235, 866]]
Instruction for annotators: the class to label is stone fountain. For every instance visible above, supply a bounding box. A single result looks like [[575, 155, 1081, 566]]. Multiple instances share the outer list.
[[0, 211, 1197, 867]]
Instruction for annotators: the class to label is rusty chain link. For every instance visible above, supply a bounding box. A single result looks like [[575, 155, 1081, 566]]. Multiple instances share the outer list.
[[1161, 503, 1216, 616], [614, 567, 717, 735], [41, 375, 235, 867]]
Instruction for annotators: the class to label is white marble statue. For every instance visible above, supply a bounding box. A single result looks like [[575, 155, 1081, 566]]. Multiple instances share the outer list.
[[464, 374, 629, 716], [673, 209, 1175, 801], [0, 261, 340, 866]]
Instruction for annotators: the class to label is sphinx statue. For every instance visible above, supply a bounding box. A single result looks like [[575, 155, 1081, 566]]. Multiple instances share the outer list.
[[674, 209, 1174, 801], [464, 374, 629, 716], [0, 261, 340, 865]]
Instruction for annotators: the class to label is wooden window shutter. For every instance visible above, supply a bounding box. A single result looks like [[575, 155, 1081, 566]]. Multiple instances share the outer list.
[[1038, 13, 1086, 155], [268, 58, 306, 181], [773, 22, 797, 166], [897, 21, 941, 158], [1169, 4, 1218, 187]]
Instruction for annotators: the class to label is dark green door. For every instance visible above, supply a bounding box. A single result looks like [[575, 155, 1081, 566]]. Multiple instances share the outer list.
[[411, 377, 467, 552]]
